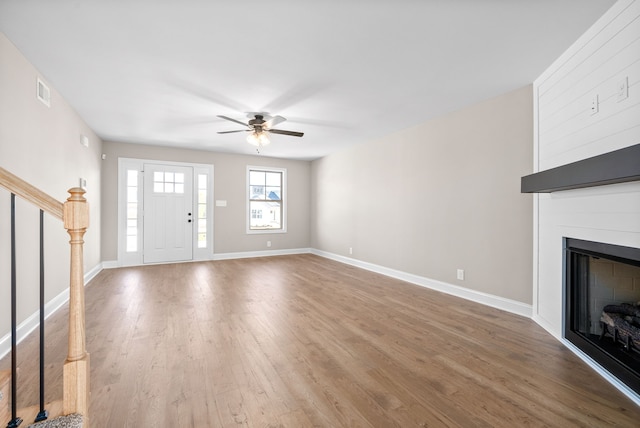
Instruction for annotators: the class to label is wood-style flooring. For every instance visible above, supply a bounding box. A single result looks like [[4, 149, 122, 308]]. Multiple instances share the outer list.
[[3, 254, 640, 427]]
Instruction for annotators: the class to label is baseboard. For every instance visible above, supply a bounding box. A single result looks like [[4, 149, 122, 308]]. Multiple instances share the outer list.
[[562, 339, 640, 407], [0, 262, 103, 361], [533, 308, 640, 406], [213, 247, 312, 261], [103, 249, 312, 267], [310, 249, 533, 318], [102, 260, 118, 269], [84, 262, 103, 283], [531, 313, 562, 341]]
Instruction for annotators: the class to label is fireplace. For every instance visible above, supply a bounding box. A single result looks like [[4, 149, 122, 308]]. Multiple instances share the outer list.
[[565, 238, 640, 394]]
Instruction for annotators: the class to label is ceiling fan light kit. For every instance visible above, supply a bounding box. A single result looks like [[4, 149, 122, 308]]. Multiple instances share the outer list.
[[247, 131, 270, 147], [217, 113, 304, 152]]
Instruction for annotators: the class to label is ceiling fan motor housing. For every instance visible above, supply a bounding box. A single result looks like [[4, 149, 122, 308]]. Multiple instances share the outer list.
[[248, 115, 266, 127]]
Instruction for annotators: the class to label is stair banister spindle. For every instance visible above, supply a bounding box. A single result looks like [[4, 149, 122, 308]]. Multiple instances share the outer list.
[[62, 187, 90, 425], [35, 209, 48, 423], [8, 193, 23, 428]]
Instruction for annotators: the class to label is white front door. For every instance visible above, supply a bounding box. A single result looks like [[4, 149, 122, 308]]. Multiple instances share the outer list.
[[143, 163, 193, 263]]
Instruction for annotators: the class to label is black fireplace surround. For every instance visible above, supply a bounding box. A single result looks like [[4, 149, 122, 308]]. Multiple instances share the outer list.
[[564, 238, 640, 394]]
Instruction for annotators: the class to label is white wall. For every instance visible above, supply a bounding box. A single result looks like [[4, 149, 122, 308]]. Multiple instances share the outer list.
[[533, 0, 640, 337], [0, 33, 102, 344]]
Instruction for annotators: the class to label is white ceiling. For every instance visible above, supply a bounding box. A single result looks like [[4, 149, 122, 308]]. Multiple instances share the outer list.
[[0, 0, 616, 160]]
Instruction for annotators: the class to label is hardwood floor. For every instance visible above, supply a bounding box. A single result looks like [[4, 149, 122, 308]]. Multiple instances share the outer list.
[[3, 254, 640, 427]]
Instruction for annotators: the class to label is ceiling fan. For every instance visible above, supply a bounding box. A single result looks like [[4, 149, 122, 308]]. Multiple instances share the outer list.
[[217, 113, 304, 149]]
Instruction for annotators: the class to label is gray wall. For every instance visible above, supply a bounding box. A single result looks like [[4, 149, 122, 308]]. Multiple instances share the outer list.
[[101, 142, 311, 260], [311, 85, 533, 304], [0, 33, 102, 332]]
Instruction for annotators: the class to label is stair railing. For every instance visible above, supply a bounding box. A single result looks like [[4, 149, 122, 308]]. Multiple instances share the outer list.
[[0, 167, 89, 427]]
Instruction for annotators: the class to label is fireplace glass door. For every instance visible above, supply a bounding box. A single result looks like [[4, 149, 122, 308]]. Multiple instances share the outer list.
[[564, 238, 640, 395]]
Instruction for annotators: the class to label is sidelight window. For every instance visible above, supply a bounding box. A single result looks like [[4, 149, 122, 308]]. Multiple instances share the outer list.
[[197, 173, 208, 248], [126, 169, 139, 252]]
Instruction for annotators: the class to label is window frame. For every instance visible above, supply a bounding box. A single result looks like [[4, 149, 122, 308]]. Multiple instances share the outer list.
[[246, 166, 287, 234]]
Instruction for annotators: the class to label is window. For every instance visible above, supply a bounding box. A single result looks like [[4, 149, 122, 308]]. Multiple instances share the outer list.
[[197, 173, 208, 248], [153, 171, 184, 193], [247, 167, 286, 233], [126, 169, 139, 252]]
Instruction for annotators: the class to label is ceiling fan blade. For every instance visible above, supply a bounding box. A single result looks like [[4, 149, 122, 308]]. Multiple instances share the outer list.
[[217, 115, 250, 128], [263, 115, 286, 129], [269, 129, 304, 137], [217, 129, 249, 134]]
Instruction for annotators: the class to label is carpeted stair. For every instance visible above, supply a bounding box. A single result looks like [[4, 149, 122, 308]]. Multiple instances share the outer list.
[[27, 414, 83, 428]]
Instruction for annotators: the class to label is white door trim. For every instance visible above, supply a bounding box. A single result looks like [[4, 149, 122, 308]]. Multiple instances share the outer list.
[[117, 157, 214, 266]]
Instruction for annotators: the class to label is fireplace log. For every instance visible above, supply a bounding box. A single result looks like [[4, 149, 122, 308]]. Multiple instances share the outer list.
[[600, 308, 640, 353], [603, 303, 640, 319]]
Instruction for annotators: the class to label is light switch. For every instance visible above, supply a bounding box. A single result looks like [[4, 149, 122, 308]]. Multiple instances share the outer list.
[[617, 76, 628, 102], [590, 94, 599, 115]]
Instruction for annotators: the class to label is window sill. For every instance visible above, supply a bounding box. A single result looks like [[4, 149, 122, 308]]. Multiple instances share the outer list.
[[247, 228, 287, 235]]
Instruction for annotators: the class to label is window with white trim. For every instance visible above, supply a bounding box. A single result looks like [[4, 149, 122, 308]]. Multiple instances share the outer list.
[[247, 167, 286, 233], [197, 173, 208, 249], [126, 169, 139, 252]]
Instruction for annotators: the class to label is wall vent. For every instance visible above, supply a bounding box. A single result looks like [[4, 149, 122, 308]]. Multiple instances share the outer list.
[[37, 78, 50, 107]]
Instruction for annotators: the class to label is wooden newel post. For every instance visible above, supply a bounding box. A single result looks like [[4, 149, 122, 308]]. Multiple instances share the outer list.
[[62, 187, 90, 423]]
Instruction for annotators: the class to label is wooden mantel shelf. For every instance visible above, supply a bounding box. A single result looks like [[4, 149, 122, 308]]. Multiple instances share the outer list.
[[521, 143, 640, 193]]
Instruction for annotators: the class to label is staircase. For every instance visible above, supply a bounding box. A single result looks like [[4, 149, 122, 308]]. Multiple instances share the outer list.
[[2, 392, 81, 428], [0, 168, 89, 428]]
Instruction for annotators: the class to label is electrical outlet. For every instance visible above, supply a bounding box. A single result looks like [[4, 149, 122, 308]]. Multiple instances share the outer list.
[[349, 247, 353, 255], [617, 76, 629, 102], [457, 269, 465, 281], [267, 240, 272, 248]]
